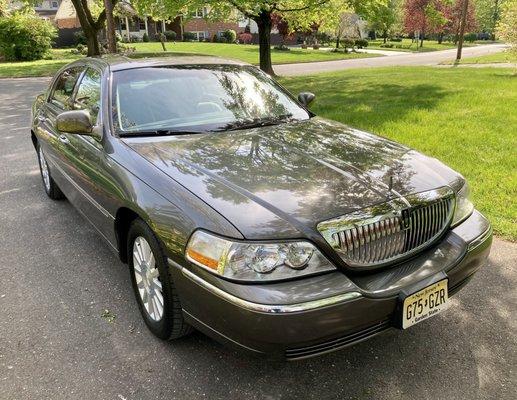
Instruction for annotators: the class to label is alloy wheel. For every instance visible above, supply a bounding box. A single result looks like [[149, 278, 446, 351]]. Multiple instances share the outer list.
[[132, 236, 164, 321]]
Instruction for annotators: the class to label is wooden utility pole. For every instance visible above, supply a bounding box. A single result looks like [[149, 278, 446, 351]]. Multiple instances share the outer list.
[[456, 0, 469, 61], [103, 0, 117, 53]]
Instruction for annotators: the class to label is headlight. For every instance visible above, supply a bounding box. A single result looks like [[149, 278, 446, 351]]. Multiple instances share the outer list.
[[452, 181, 474, 226], [185, 230, 335, 281]]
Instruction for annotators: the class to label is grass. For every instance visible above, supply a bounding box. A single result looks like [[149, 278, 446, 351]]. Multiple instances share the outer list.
[[0, 49, 81, 78], [0, 42, 379, 79], [441, 50, 517, 64], [368, 38, 469, 52], [130, 42, 380, 64], [281, 67, 517, 240]]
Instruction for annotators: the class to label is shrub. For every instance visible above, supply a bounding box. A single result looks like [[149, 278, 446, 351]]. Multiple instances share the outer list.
[[223, 29, 237, 43], [354, 38, 368, 48], [380, 43, 394, 48], [343, 38, 355, 48], [142, 32, 149, 42], [390, 37, 403, 42], [464, 32, 477, 43], [154, 33, 165, 42], [74, 30, 87, 45], [315, 32, 332, 46], [183, 31, 196, 41], [0, 11, 57, 61], [238, 32, 252, 44], [164, 30, 176, 41], [115, 32, 122, 42], [273, 44, 290, 51]]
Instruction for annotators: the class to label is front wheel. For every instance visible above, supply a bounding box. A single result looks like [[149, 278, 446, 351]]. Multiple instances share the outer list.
[[37, 143, 64, 200], [127, 218, 193, 340]]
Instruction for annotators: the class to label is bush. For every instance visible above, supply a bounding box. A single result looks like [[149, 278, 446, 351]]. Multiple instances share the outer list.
[[223, 29, 237, 43], [164, 30, 176, 41], [115, 32, 122, 42], [390, 37, 403, 42], [273, 45, 290, 51], [238, 32, 252, 44], [154, 33, 165, 42], [183, 31, 197, 41], [74, 30, 87, 45], [380, 43, 394, 48], [464, 32, 477, 43], [354, 38, 368, 48], [315, 32, 332, 46], [142, 32, 149, 42], [343, 38, 355, 48], [0, 11, 57, 61]]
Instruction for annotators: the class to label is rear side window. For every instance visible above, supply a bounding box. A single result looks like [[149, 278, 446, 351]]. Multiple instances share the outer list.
[[50, 67, 83, 109], [74, 68, 102, 124]]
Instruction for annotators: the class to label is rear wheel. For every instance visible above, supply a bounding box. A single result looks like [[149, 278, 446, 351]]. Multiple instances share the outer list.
[[127, 218, 193, 340], [37, 143, 64, 200]]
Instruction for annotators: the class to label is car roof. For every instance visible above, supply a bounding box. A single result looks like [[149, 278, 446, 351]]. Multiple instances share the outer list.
[[73, 54, 249, 72]]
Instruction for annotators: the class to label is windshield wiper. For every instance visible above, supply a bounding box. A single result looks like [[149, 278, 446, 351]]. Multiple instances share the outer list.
[[219, 114, 295, 132], [119, 129, 207, 137]]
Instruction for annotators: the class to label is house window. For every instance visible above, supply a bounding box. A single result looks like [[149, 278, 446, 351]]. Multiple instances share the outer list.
[[139, 20, 146, 30], [192, 31, 206, 41], [52, 1, 59, 8], [192, 8, 205, 18]]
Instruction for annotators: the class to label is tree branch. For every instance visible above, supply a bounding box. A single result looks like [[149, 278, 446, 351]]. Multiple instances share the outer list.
[[275, 0, 330, 13]]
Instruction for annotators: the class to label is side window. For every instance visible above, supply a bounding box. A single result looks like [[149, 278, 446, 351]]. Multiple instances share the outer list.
[[74, 68, 102, 124], [50, 67, 83, 109]]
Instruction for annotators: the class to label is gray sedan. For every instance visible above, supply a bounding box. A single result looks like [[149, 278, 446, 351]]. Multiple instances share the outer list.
[[31, 56, 492, 360]]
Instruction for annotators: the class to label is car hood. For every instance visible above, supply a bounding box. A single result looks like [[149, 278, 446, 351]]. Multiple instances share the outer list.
[[124, 117, 462, 239]]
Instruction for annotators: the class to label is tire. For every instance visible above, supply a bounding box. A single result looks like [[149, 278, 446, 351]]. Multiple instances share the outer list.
[[36, 142, 65, 200], [127, 218, 193, 340]]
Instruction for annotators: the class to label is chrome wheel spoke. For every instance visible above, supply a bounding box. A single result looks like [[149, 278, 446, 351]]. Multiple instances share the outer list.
[[132, 236, 164, 322]]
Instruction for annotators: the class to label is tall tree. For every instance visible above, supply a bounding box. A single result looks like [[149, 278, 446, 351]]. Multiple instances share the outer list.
[[475, 0, 507, 39], [68, 0, 120, 56], [104, 0, 117, 53], [368, 0, 402, 42], [403, 0, 447, 47], [456, 0, 470, 59]]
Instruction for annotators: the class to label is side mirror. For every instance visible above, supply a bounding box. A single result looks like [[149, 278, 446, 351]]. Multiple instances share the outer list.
[[56, 110, 93, 135], [298, 92, 316, 107]]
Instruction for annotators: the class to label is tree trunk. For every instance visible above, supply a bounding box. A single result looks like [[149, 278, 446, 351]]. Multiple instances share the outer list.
[[103, 0, 117, 53], [456, 0, 470, 61], [383, 30, 387, 43], [84, 27, 100, 56], [437, 33, 443, 44], [335, 36, 340, 49], [255, 10, 274, 75]]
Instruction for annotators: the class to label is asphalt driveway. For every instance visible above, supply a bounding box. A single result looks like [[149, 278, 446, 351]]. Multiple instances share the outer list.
[[0, 78, 515, 400]]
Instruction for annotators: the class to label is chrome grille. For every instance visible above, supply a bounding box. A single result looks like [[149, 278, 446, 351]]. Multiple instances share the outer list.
[[317, 188, 455, 269]]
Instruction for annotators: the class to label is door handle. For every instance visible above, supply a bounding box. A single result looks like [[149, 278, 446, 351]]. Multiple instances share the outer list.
[[59, 135, 70, 145]]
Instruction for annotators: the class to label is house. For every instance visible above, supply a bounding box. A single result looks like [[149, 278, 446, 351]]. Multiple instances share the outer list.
[[8, 0, 62, 22]]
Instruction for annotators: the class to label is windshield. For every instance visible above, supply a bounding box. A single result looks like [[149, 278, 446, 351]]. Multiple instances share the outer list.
[[111, 65, 310, 135]]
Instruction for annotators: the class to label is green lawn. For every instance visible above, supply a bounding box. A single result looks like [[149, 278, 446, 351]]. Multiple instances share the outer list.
[[281, 67, 517, 240], [131, 42, 380, 64], [368, 38, 468, 52], [0, 43, 379, 79], [443, 50, 517, 64]]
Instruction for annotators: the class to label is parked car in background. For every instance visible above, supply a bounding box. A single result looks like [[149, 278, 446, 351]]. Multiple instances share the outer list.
[[31, 56, 492, 359]]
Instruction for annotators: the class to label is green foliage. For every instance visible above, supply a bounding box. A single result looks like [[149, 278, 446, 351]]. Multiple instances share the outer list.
[[497, 0, 517, 49], [355, 38, 369, 47], [464, 32, 478, 42], [223, 29, 237, 43], [0, 11, 56, 61], [74, 30, 87, 45], [164, 30, 177, 41], [143, 32, 149, 42], [183, 31, 197, 41]]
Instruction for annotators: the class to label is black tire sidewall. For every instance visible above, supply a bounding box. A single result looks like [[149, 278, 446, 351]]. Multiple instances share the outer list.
[[127, 219, 174, 339]]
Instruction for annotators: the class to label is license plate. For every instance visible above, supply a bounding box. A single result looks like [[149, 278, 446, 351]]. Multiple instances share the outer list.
[[402, 280, 449, 329]]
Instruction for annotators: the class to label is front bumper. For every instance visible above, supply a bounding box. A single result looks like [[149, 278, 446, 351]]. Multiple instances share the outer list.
[[169, 210, 492, 360]]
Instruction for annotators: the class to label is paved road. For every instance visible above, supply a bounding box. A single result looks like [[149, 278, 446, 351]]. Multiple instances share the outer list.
[[1, 78, 516, 400], [275, 43, 508, 76]]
